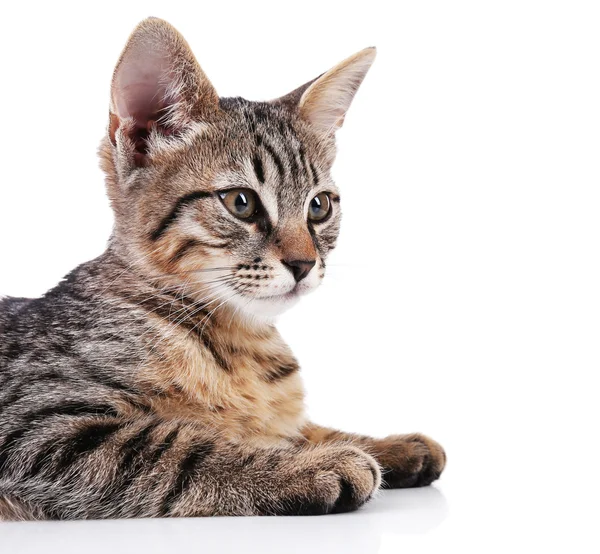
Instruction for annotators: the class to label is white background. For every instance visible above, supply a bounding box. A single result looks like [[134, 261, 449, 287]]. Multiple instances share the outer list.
[[1, 1, 599, 552]]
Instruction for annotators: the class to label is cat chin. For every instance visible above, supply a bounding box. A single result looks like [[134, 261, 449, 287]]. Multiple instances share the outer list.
[[229, 293, 302, 322]]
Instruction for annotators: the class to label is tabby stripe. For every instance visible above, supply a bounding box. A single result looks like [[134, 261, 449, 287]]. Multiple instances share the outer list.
[[151, 191, 212, 241], [256, 215, 273, 238], [134, 289, 203, 320], [196, 332, 232, 372], [253, 155, 265, 184], [161, 442, 214, 515], [90, 424, 179, 514], [276, 119, 301, 180], [169, 238, 228, 265], [263, 363, 299, 383], [30, 401, 119, 420], [147, 428, 180, 466], [77, 369, 138, 395], [0, 403, 119, 473], [284, 119, 300, 139], [120, 423, 159, 472], [239, 452, 256, 466], [53, 422, 121, 473], [86, 372, 140, 397], [169, 239, 201, 264], [1, 401, 118, 431], [253, 105, 268, 125], [276, 119, 288, 136], [261, 140, 286, 178], [118, 427, 181, 511], [288, 146, 301, 182], [133, 290, 210, 332], [25, 421, 124, 479], [298, 146, 311, 183], [310, 163, 320, 188], [16, 421, 122, 479]]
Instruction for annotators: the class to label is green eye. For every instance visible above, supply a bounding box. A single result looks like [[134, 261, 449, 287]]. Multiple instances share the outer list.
[[219, 189, 258, 219], [308, 192, 332, 222]]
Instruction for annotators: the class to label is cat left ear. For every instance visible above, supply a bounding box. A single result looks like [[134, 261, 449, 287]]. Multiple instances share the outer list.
[[109, 18, 219, 166], [274, 47, 376, 135]]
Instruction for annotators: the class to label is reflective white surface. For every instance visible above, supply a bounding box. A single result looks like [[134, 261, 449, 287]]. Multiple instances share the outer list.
[[0, 488, 447, 554]]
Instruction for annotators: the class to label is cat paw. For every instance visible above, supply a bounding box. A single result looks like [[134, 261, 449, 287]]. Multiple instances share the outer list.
[[275, 445, 381, 515], [377, 433, 446, 489]]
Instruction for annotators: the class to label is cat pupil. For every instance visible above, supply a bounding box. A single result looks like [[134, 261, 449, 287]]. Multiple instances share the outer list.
[[235, 193, 248, 212], [311, 197, 322, 214]]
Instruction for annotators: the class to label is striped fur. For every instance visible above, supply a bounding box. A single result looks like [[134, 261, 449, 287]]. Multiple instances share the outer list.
[[0, 18, 445, 520]]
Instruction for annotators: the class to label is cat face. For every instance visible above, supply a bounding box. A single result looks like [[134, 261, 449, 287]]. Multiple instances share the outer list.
[[100, 18, 375, 320]]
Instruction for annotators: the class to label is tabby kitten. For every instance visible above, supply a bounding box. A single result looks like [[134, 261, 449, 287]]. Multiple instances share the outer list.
[[0, 18, 445, 520]]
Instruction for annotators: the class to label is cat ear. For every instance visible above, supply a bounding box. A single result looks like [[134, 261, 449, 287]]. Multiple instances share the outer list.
[[109, 17, 219, 166], [275, 47, 376, 135]]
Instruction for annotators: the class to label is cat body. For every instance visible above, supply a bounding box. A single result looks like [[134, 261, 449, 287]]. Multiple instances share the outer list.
[[0, 18, 445, 520], [1, 253, 304, 444]]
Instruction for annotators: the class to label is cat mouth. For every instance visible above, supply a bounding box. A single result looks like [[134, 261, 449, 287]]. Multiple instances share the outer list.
[[256, 285, 301, 302]]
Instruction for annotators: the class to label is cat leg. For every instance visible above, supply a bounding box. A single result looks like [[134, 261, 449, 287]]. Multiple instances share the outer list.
[[300, 423, 446, 489], [0, 413, 381, 518]]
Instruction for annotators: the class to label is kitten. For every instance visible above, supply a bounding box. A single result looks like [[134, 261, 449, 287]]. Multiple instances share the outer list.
[[0, 18, 445, 520]]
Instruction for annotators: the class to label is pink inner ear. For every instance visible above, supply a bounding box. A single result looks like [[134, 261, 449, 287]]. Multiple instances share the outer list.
[[117, 81, 165, 127], [112, 55, 178, 165], [114, 51, 171, 125]]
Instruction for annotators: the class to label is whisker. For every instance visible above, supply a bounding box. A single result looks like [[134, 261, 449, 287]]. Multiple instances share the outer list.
[[128, 280, 234, 372], [148, 265, 239, 280], [96, 276, 237, 350], [195, 291, 238, 339]]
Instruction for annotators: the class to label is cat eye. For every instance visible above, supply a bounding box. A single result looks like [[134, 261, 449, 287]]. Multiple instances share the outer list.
[[308, 192, 332, 222], [219, 189, 259, 220]]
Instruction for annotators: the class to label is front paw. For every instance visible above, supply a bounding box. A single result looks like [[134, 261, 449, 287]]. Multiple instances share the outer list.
[[275, 445, 382, 515], [377, 433, 446, 489]]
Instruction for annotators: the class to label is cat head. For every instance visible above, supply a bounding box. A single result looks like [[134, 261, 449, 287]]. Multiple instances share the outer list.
[[100, 17, 375, 320]]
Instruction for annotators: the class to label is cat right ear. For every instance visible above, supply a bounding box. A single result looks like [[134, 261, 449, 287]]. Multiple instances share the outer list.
[[109, 18, 219, 167], [274, 47, 376, 136]]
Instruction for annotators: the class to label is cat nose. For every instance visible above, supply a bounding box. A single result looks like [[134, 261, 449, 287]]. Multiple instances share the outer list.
[[282, 259, 316, 282]]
